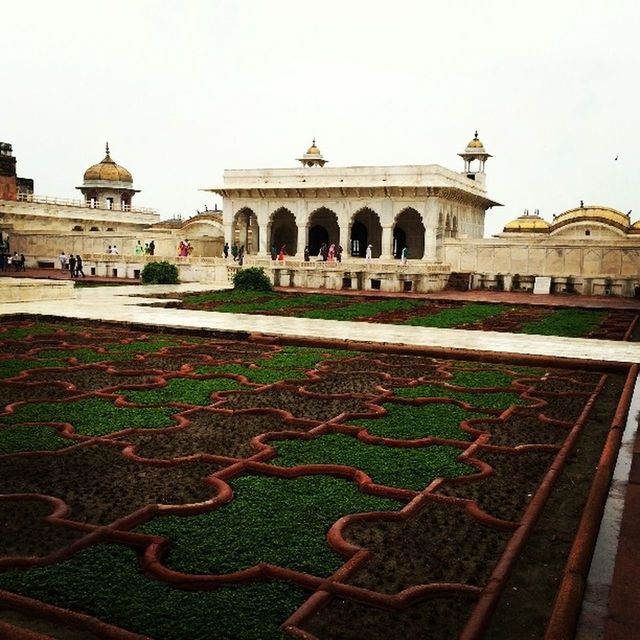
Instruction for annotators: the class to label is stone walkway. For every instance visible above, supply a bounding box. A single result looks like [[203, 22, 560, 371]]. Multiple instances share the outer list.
[[0, 278, 639, 639]]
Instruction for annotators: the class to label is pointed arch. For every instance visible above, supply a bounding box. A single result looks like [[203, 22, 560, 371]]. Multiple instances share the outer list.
[[394, 207, 425, 259], [350, 207, 382, 257], [269, 207, 298, 256], [308, 207, 339, 255], [233, 207, 259, 254]]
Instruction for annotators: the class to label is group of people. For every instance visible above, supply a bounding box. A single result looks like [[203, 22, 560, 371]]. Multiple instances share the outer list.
[[58, 251, 85, 277], [270, 245, 287, 261], [2, 252, 25, 272], [317, 243, 343, 262], [177, 239, 193, 257], [134, 240, 156, 256], [223, 242, 246, 265]]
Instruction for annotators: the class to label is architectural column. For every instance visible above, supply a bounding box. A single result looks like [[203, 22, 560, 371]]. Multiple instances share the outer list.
[[256, 201, 269, 257], [296, 224, 307, 258], [381, 226, 393, 259], [422, 228, 437, 261]]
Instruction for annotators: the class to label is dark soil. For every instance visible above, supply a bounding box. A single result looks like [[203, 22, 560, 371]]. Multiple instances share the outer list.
[[0, 381, 73, 406], [299, 372, 392, 395], [20, 368, 161, 392]]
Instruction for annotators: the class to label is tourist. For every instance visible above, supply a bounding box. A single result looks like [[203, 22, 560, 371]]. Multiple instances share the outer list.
[[148, 240, 155, 255], [134, 240, 144, 256], [106, 245, 112, 254], [19, 254, 26, 271], [112, 245, 119, 255], [336, 244, 343, 263], [327, 244, 335, 262], [277, 245, 286, 261], [12, 252, 20, 272], [59, 251, 68, 270], [223, 242, 229, 259], [365, 244, 373, 263], [68, 254, 77, 277], [231, 243, 238, 261], [401, 246, 408, 265], [238, 244, 245, 266], [75, 255, 85, 277], [144, 243, 150, 255], [303, 245, 310, 262], [271, 245, 277, 261]]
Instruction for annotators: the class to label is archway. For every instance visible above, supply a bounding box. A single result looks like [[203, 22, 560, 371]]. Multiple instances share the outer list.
[[309, 225, 329, 256], [394, 208, 425, 259], [233, 207, 259, 254], [308, 207, 339, 255], [350, 221, 367, 256], [269, 208, 298, 256], [350, 207, 382, 257]]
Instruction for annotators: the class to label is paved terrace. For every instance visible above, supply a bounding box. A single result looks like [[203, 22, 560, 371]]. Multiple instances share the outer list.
[[0, 277, 639, 639]]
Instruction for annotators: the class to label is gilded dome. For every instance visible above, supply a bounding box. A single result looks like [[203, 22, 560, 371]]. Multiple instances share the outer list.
[[306, 140, 321, 155], [552, 206, 630, 231], [83, 144, 133, 183], [467, 131, 485, 149], [503, 214, 550, 233]]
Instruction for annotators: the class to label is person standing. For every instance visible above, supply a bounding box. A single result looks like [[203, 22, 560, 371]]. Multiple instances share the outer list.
[[365, 244, 373, 263], [231, 243, 238, 261], [75, 255, 85, 278], [59, 251, 68, 270], [336, 244, 343, 263], [68, 254, 77, 277], [134, 240, 144, 256], [223, 242, 229, 259], [303, 245, 310, 262], [148, 240, 155, 256], [238, 244, 245, 266], [401, 246, 408, 265], [19, 254, 26, 271], [112, 245, 119, 255]]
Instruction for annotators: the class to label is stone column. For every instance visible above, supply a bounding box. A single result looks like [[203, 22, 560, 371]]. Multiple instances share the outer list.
[[256, 201, 269, 257], [296, 224, 307, 258], [381, 226, 393, 259], [423, 228, 437, 261]]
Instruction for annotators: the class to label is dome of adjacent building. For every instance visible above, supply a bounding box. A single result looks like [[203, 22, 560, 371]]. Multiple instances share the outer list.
[[466, 131, 485, 149], [552, 206, 630, 231], [306, 140, 321, 155], [83, 144, 133, 183], [503, 214, 550, 233]]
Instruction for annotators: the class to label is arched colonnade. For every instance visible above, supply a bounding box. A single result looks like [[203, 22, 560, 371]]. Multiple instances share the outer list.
[[229, 205, 455, 260]]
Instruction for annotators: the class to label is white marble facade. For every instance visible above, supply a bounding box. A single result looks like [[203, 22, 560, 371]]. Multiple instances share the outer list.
[[205, 136, 500, 261]]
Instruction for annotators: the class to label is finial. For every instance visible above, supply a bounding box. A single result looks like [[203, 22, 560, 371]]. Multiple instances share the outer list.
[[105, 142, 110, 155], [312, 138, 316, 146], [474, 130, 478, 139]]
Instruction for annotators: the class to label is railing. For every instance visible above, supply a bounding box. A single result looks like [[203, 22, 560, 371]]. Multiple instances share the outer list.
[[15, 193, 157, 215]]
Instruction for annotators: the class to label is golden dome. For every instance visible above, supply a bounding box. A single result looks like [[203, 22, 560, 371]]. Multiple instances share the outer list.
[[503, 214, 550, 233], [306, 140, 321, 155], [552, 206, 630, 230], [83, 144, 133, 183], [467, 131, 485, 149]]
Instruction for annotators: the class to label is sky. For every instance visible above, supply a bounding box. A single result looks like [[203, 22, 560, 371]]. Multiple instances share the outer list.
[[2, 0, 639, 237]]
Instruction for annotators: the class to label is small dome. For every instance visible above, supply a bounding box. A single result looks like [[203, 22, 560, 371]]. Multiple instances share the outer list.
[[306, 140, 321, 155], [83, 144, 133, 183], [503, 214, 550, 233], [466, 131, 485, 149]]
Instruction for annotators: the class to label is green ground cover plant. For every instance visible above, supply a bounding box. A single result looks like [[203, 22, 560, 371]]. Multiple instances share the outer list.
[[347, 402, 484, 440], [403, 303, 509, 328], [270, 433, 473, 491], [210, 293, 339, 314], [0, 544, 307, 640], [196, 363, 307, 385], [300, 298, 420, 321], [520, 308, 607, 337], [137, 475, 402, 577], [260, 347, 358, 370], [1, 398, 177, 436], [0, 425, 72, 454], [394, 384, 535, 410], [447, 370, 518, 388], [233, 267, 273, 291], [121, 377, 245, 405], [0, 358, 68, 379]]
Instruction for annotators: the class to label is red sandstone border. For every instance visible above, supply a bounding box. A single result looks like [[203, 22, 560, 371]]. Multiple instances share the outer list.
[[544, 364, 638, 639]]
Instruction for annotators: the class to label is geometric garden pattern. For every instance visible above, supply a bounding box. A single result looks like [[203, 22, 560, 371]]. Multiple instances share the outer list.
[[0, 321, 625, 639]]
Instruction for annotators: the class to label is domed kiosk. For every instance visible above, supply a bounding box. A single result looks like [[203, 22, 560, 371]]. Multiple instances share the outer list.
[[76, 143, 139, 211]]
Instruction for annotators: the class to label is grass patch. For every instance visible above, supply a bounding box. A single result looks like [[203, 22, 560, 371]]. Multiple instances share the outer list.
[[404, 303, 509, 328], [37, 338, 181, 363], [138, 475, 401, 577], [0, 425, 72, 453], [447, 370, 518, 388], [0, 544, 306, 640], [348, 402, 483, 440], [196, 364, 307, 385], [121, 378, 244, 405], [301, 298, 420, 321], [520, 309, 607, 337], [0, 359, 69, 379], [271, 432, 473, 491], [1, 398, 177, 436], [395, 384, 534, 410]]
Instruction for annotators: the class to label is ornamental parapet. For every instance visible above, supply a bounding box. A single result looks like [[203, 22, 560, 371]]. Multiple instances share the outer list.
[[15, 192, 157, 215]]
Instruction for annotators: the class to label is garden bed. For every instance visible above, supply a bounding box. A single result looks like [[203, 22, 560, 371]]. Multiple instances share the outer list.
[[0, 320, 633, 639]]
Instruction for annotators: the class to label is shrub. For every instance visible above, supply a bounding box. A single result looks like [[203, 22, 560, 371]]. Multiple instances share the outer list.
[[141, 261, 179, 284], [232, 267, 272, 291]]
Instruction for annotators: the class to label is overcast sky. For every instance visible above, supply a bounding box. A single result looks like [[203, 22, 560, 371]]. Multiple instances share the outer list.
[[2, 0, 638, 236]]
